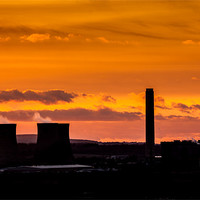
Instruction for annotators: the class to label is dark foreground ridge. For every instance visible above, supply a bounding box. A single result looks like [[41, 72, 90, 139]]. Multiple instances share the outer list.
[[0, 141, 199, 199], [1, 163, 200, 199]]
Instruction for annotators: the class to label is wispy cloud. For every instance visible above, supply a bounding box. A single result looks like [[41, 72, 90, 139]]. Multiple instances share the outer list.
[[155, 96, 171, 110], [0, 115, 10, 124], [20, 33, 50, 42], [192, 77, 200, 81], [172, 102, 191, 113], [171, 102, 200, 113], [96, 36, 131, 45], [54, 35, 69, 41], [101, 95, 116, 103], [33, 112, 52, 123], [0, 26, 140, 45], [182, 40, 200, 45], [0, 36, 10, 42], [156, 114, 199, 121]]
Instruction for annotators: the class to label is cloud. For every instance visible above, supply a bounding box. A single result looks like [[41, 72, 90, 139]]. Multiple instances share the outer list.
[[20, 33, 50, 42], [0, 89, 78, 104], [172, 102, 191, 113], [172, 103, 190, 110], [0, 36, 10, 42], [0, 26, 34, 35], [155, 105, 171, 110], [155, 96, 165, 104], [155, 114, 166, 120], [101, 95, 116, 103], [54, 35, 69, 41], [167, 115, 198, 120], [155, 95, 171, 110], [97, 37, 109, 43], [0, 107, 143, 121], [0, 115, 10, 124], [156, 114, 198, 121], [0, 26, 73, 39], [39, 108, 143, 121], [83, 25, 169, 40], [33, 112, 52, 123], [190, 104, 200, 110], [0, 26, 139, 45], [182, 40, 200, 45], [192, 77, 200, 81], [171, 102, 200, 113], [96, 36, 131, 45], [182, 40, 196, 45]]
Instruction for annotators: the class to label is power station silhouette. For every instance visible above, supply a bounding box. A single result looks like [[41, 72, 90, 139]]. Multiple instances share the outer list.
[[0, 122, 73, 165], [0, 87, 198, 169], [0, 88, 157, 165]]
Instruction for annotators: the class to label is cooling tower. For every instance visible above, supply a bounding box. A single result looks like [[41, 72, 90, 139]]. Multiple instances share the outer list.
[[36, 123, 73, 164], [145, 88, 155, 159], [0, 124, 17, 165], [57, 123, 73, 161]]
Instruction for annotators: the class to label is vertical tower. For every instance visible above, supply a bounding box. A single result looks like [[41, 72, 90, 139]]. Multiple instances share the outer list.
[[0, 124, 17, 165], [145, 88, 155, 159]]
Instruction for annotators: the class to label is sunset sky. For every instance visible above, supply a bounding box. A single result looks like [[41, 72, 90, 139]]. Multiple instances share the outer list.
[[0, 0, 200, 143]]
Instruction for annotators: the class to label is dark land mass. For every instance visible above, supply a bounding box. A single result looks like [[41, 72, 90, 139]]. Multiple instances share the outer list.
[[2, 164, 200, 199], [0, 140, 199, 199]]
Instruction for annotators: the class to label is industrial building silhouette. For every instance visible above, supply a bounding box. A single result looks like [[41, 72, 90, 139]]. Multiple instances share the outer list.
[[36, 123, 73, 164], [161, 140, 200, 169], [0, 88, 157, 166], [0, 122, 73, 166]]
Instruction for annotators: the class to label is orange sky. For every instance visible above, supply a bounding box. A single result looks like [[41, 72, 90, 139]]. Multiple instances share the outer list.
[[0, 0, 200, 143]]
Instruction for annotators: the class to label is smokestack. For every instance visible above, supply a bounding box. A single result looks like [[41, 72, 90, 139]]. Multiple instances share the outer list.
[[0, 124, 17, 165], [145, 88, 155, 159], [36, 123, 73, 164]]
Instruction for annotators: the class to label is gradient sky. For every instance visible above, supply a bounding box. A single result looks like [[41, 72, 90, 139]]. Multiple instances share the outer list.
[[0, 0, 200, 143]]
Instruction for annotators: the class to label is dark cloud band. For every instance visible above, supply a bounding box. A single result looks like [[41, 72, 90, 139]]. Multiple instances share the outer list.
[[0, 90, 78, 104], [0, 108, 143, 121]]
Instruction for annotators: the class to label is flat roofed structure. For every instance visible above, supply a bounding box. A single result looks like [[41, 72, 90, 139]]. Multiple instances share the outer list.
[[161, 141, 200, 169], [36, 123, 73, 164], [0, 124, 17, 165]]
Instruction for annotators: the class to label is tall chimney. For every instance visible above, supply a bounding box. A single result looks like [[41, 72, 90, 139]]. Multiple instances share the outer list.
[[145, 88, 155, 159]]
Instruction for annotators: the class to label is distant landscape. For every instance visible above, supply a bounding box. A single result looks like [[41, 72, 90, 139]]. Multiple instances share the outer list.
[[17, 134, 99, 144], [16, 134, 144, 145]]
